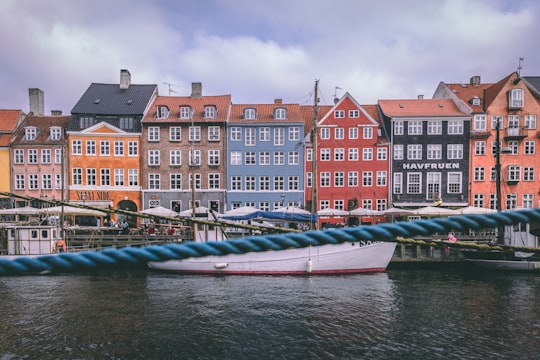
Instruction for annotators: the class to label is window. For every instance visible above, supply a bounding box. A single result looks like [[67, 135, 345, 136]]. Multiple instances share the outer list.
[[72, 140, 82, 155], [407, 173, 421, 194], [447, 172, 462, 193], [42, 174, 52, 189], [259, 151, 270, 165], [273, 108, 287, 120], [427, 121, 442, 135], [170, 127, 181, 141], [119, 117, 134, 130], [335, 128, 344, 139], [288, 151, 299, 165], [204, 105, 216, 118], [260, 176, 270, 191], [114, 141, 124, 156], [407, 144, 422, 160], [100, 141, 110, 156], [180, 106, 192, 119], [189, 126, 201, 141], [335, 200, 345, 210], [348, 171, 358, 187], [523, 194, 534, 209], [245, 151, 256, 165], [170, 150, 181, 166], [244, 108, 256, 119], [363, 127, 373, 139], [208, 126, 220, 141], [508, 140, 519, 155], [475, 141, 486, 155], [473, 194, 485, 208], [320, 148, 330, 161], [393, 173, 402, 194], [231, 151, 242, 165], [273, 176, 284, 191], [334, 172, 344, 187], [348, 148, 359, 161], [362, 199, 373, 209], [362, 148, 373, 161], [509, 88, 524, 108], [231, 176, 241, 191], [288, 176, 299, 191], [320, 128, 330, 139], [208, 174, 220, 189], [394, 121, 404, 135], [50, 127, 61, 140], [306, 148, 312, 162], [426, 173, 441, 200], [362, 171, 373, 187], [349, 128, 358, 139], [189, 150, 201, 166], [128, 141, 138, 156], [377, 148, 387, 160], [100, 168, 110, 186], [447, 144, 463, 159], [320, 172, 330, 187], [128, 169, 138, 186], [335, 148, 345, 161], [259, 127, 270, 141], [524, 167, 534, 181], [170, 174, 182, 190], [79, 116, 96, 128], [148, 150, 160, 166], [525, 141, 535, 155], [506, 194, 517, 210], [525, 115, 537, 129], [274, 128, 285, 145], [447, 120, 463, 134], [29, 174, 38, 190], [28, 149, 38, 164], [349, 110, 359, 118], [507, 165, 521, 182], [25, 127, 37, 140], [231, 127, 242, 141], [377, 171, 387, 186], [474, 167, 485, 181], [427, 144, 442, 160], [86, 168, 96, 186], [408, 121, 422, 135], [273, 151, 284, 165], [306, 172, 312, 187], [394, 144, 404, 160], [114, 169, 124, 186], [334, 110, 345, 118], [289, 127, 300, 141], [86, 140, 96, 155], [157, 106, 169, 118], [473, 115, 487, 131], [14, 149, 24, 164], [15, 174, 25, 189], [72, 168, 82, 185], [149, 174, 160, 190], [208, 150, 220, 166], [55, 149, 62, 164], [245, 128, 256, 146]]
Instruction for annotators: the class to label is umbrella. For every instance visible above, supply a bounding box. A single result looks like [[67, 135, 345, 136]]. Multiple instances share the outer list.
[[139, 206, 179, 217], [178, 206, 212, 217], [349, 208, 383, 216], [42, 205, 107, 216], [0, 206, 41, 215], [222, 206, 261, 220], [272, 206, 312, 215], [459, 206, 497, 215], [317, 208, 349, 216], [412, 206, 460, 217]]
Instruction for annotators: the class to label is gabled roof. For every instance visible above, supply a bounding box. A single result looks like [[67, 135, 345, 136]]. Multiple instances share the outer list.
[[143, 95, 231, 124], [523, 76, 540, 100], [483, 72, 515, 109], [441, 82, 492, 112], [319, 92, 379, 126], [229, 101, 304, 124], [71, 83, 158, 115], [0, 110, 26, 131], [378, 98, 466, 117], [11, 115, 70, 145], [301, 105, 332, 135]]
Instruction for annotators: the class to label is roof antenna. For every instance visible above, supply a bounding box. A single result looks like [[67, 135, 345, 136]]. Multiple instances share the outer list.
[[163, 82, 181, 96], [333, 86, 342, 104], [517, 57, 524, 76]]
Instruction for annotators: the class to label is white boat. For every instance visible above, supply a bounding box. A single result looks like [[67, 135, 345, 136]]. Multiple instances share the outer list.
[[148, 240, 396, 275], [0, 223, 64, 259], [147, 81, 397, 275]]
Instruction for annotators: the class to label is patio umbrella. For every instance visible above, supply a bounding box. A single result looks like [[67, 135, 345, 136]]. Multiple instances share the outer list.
[[0, 206, 41, 216], [349, 208, 383, 216], [459, 206, 497, 215], [178, 206, 212, 217], [222, 206, 261, 220], [317, 208, 349, 216], [412, 206, 460, 217], [139, 206, 179, 217], [42, 205, 107, 216]]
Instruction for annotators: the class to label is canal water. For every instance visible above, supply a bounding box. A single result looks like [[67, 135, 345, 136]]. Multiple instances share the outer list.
[[0, 268, 538, 360]]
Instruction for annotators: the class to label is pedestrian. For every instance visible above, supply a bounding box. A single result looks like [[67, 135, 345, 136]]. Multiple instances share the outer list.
[[447, 231, 457, 242]]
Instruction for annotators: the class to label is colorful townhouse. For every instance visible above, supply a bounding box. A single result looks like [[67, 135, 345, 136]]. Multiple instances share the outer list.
[[434, 73, 540, 212], [66, 70, 158, 225], [305, 93, 390, 227], [378, 98, 471, 209], [227, 100, 305, 211], [0, 109, 27, 208], [140, 82, 230, 214]]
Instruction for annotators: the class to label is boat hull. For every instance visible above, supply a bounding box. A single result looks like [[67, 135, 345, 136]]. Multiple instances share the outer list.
[[465, 258, 540, 271], [147, 241, 397, 275]]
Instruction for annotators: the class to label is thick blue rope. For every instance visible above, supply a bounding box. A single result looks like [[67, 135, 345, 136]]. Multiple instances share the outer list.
[[1, 209, 539, 275]]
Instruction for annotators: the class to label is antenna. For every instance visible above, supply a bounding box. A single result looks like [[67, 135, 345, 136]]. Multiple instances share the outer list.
[[517, 57, 524, 76], [163, 82, 181, 96], [332, 86, 342, 104]]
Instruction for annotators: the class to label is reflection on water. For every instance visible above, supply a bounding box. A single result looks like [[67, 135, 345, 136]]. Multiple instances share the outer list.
[[0, 269, 538, 359]]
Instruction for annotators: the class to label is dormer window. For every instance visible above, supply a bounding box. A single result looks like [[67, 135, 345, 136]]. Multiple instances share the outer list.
[[243, 108, 256, 120], [50, 126, 62, 141], [471, 96, 481, 106], [508, 88, 524, 109], [180, 106, 192, 119], [157, 105, 170, 119], [25, 127, 37, 141], [204, 105, 216, 118], [273, 107, 287, 120]]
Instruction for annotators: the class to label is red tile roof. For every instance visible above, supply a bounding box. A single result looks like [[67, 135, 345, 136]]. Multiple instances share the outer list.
[[229, 102, 305, 124], [11, 115, 70, 145], [0, 134, 11, 147], [0, 110, 25, 131], [378, 98, 466, 117], [143, 95, 231, 123], [443, 83, 492, 111], [301, 105, 332, 134]]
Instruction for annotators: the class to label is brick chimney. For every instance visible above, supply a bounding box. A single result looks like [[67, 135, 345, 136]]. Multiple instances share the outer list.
[[191, 82, 202, 98], [120, 69, 131, 89], [274, 99, 283, 104], [51, 110, 62, 115], [28, 88, 44, 115], [417, 94, 424, 100], [470, 76, 481, 86]]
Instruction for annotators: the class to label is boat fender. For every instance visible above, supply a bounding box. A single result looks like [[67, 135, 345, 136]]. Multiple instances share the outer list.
[[214, 263, 228, 269], [306, 259, 313, 273]]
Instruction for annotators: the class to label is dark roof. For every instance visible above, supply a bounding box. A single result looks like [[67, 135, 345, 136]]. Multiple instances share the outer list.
[[71, 83, 157, 115], [523, 76, 540, 99]]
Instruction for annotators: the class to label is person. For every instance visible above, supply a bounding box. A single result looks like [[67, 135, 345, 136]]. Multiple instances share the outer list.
[[447, 231, 457, 242], [57, 239, 67, 253], [120, 219, 129, 234]]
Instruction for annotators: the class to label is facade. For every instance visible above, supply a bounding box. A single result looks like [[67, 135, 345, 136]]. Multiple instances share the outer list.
[[0, 110, 27, 208], [434, 73, 540, 211], [305, 93, 390, 227], [379, 98, 470, 208], [67, 69, 158, 225], [227, 100, 305, 211], [10, 113, 69, 208], [141, 83, 230, 214]]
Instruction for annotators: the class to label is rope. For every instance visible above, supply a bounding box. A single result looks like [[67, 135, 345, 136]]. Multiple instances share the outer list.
[[1, 208, 539, 275]]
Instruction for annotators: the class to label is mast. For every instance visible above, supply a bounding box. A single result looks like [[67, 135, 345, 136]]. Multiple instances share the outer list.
[[310, 80, 319, 230], [495, 117, 504, 244], [190, 109, 197, 241]]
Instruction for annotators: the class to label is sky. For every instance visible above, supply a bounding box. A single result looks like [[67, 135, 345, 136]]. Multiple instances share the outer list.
[[1, 0, 539, 114]]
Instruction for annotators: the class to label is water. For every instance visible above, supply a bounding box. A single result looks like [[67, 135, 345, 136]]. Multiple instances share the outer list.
[[0, 269, 538, 360]]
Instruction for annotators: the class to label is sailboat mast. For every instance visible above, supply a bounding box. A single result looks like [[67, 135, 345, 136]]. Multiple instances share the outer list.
[[310, 80, 319, 230], [495, 117, 504, 244]]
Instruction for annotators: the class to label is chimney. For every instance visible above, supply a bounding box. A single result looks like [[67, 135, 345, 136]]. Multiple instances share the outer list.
[[191, 82, 202, 98], [28, 88, 44, 115], [417, 94, 424, 100], [274, 99, 283, 104], [51, 110, 62, 116], [470, 76, 481, 86], [120, 69, 131, 89]]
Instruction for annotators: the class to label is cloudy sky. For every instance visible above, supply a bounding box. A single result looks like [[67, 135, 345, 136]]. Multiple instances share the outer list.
[[1, 0, 539, 114]]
